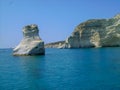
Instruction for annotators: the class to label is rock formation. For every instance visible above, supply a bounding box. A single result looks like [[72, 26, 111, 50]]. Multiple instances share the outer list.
[[45, 41, 65, 48], [13, 24, 45, 55], [60, 14, 120, 48]]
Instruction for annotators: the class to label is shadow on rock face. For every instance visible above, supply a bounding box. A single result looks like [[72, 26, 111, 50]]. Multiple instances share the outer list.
[[13, 24, 45, 56]]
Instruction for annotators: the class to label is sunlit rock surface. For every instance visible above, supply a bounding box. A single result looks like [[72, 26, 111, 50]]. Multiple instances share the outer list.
[[13, 24, 45, 55], [62, 14, 120, 48], [45, 41, 65, 48]]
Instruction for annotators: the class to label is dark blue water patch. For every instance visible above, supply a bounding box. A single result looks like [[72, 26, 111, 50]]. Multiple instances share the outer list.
[[0, 48, 120, 90]]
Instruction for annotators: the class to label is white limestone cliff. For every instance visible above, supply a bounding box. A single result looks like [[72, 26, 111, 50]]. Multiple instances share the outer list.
[[61, 14, 120, 48], [13, 24, 45, 55]]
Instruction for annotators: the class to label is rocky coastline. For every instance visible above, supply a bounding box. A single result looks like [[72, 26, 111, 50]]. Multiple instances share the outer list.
[[45, 14, 120, 48]]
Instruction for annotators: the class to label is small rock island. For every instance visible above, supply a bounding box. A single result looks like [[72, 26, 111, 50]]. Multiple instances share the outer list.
[[13, 24, 45, 56]]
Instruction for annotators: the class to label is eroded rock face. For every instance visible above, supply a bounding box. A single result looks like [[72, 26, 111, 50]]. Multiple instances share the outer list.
[[62, 14, 120, 48], [45, 41, 65, 48], [13, 24, 45, 55]]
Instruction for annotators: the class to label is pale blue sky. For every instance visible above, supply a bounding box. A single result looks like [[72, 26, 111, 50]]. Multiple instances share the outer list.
[[0, 0, 120, 48]]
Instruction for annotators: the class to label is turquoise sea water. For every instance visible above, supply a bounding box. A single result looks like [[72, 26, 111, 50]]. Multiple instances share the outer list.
[[0, 48, 120, 90]]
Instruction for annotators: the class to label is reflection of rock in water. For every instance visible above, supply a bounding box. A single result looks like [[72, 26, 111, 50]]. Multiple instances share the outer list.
[[13, 24, 45, 56], [19, 56, 47, 89]]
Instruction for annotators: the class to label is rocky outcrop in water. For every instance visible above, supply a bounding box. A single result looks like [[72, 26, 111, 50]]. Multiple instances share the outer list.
[[45, 41, 65, 48], [13, 24, 45, 55], [60, 14, 120, 48]]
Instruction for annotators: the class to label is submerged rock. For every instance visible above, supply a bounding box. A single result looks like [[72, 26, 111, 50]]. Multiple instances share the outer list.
[[61, 14, 120, 48], [13, 24, 45, 56]]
